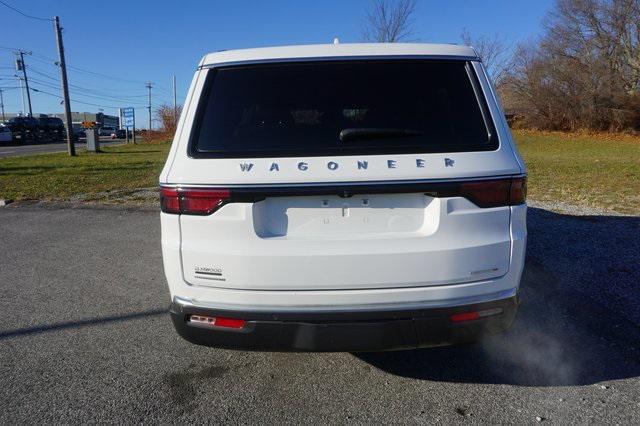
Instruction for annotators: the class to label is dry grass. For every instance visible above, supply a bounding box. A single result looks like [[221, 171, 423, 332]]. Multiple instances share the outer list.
[[513, 130, 640, 215], [1, 131, 638, 215], [514, 128, 640, 144], [0, 141, 171, 202]]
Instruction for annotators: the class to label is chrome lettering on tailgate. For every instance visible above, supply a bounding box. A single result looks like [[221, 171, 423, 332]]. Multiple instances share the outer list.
[[194, 266, 226, 282], [238, 158, 455, 172]]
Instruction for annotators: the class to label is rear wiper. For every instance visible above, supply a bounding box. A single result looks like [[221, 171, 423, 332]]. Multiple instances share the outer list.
[[339, 128, 423, 143]]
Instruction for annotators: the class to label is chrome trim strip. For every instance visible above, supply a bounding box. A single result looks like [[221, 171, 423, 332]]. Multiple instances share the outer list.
[[172, 287, 518, 313], [474, 62, 527, 174], [465, 62, 494, 142], [160, 174, 527, 189]]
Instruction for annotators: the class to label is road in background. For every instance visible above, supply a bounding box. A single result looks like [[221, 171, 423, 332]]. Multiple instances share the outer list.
[[0, 206, 638, 423], [0, 137, 127, 158]]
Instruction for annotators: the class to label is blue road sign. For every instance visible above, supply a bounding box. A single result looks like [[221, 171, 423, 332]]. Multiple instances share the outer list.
[[122, 107, 135, 128]]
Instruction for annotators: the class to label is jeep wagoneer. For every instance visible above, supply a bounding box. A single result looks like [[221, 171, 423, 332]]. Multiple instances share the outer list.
[[160, 43, 527, 351]]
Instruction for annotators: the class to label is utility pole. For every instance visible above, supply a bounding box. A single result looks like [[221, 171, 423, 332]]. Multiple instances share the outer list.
[[0, 89, 5, 122], [54, 16, 75, 156], [18, 76, 25, 114], [146, 82, 153, 131], [15, 50, 33, 116], [172, 75, 177, 126]]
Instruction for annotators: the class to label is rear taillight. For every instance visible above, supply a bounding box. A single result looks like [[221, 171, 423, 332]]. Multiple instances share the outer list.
[[160, 176, 526, 214], [160, 187, 180, 214], [458, 176, 527, 208], [509, 176, 527, 205], [180, 188, 231, 215], [160, 187, 231, 215], [459, 179, 511, 208]]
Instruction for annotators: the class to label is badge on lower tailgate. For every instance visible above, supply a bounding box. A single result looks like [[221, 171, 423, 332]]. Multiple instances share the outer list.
[[194, 266, 226, 282]]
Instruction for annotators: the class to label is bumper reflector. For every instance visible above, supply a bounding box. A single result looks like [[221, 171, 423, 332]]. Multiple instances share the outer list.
[[450, 307, 503, 323], [189, 315, 246, 329]]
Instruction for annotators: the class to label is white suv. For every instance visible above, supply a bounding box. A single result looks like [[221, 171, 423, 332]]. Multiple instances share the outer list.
[[160, 43, 527, 352]]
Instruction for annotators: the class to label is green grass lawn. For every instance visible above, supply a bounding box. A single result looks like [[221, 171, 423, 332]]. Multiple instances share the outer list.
[[0, 141, 170, 201], [513, 130, 640, 215], [1, 132, 639, 214]]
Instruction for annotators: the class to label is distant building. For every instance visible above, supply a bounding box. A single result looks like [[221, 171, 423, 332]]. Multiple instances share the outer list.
[[1, 112, 119, 130]]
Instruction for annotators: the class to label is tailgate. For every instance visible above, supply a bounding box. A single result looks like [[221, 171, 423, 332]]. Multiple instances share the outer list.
[[178, 182, 513, 291]]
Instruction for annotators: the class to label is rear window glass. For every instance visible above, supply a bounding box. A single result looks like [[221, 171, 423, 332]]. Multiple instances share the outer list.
[[191, 60, 496, 158]]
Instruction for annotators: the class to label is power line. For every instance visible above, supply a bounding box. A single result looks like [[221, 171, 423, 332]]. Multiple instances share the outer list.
[[24, 67, 59, 82], [10, 73, 164, 107], [29, 80, 148, 106], [154, 84, 173, 94], [22, 55, 57, 67], [27, 68, 151, 100], [24, 52, 151, 86], [30, 51, 177, 97], [9, 47, 188, 103], [15, 48, 166, 91], [66, 64, 148, 85], [5, 47, 185, 114], [30, 87, 146, 110], [0, 0, 52, 22], [30, 52, 58, 62]]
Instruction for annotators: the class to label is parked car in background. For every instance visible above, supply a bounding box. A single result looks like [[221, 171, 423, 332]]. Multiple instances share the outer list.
[[5, 116, 39, 143], [99, 126, 116, 137], [0, 125, 12, 143], [73, 128, 86, 139], [37, 115, 65, 142], [2, 115, 66, 143], [111, 129, 127, 139], [160, 43, 527, 352]]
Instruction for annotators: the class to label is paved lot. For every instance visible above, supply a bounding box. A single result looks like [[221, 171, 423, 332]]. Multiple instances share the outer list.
[[0, 205, 638, 423], [0, 138, 126, 158]]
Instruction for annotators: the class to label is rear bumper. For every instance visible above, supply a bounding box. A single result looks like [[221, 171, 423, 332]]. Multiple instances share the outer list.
[[169, 294, 519, 352]]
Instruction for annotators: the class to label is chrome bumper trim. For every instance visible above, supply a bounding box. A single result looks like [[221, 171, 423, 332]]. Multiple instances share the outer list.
[[172, 287, 518, 314]]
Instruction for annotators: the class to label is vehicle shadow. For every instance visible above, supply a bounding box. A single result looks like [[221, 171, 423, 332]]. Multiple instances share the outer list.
[[0, 308, 167, 340], [356, 207, 640, 386]]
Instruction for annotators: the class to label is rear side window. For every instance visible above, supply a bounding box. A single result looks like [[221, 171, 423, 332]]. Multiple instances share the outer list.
[[190, 60, 496, 158]]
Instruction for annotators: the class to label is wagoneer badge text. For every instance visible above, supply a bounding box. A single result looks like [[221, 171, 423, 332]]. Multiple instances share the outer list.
[[239, 158, 455, 172]]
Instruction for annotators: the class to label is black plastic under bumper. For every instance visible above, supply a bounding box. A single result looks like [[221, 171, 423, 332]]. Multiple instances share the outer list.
[[170, 295, 519, 352]]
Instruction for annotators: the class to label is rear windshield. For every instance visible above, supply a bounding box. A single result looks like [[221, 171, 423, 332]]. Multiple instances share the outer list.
[[191, 60, 496, 158]]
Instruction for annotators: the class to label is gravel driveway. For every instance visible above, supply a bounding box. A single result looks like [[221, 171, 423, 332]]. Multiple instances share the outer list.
[[0, 204, 638, 423]]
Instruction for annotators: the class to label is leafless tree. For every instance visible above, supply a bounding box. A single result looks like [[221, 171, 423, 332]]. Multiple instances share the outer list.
[[363, 0, 417, 42], [460, 29, 511, 84], [500, 0, 640, 131], [155, 103, 183, 133]]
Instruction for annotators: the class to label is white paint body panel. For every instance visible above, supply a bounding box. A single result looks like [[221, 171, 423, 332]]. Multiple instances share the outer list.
[[162, 204, 526, 311], [160, 43, 526, 311], [179, 198, 511, 291]]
